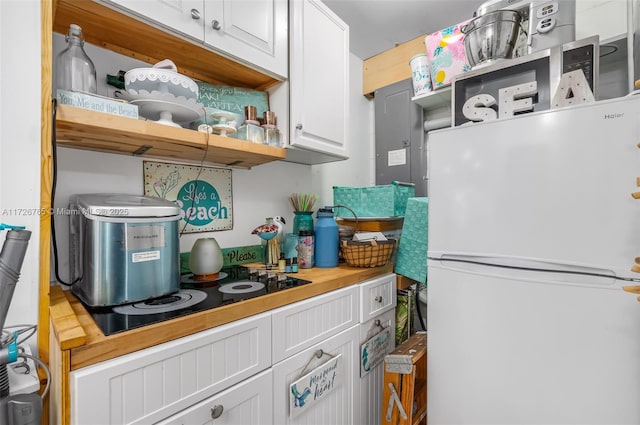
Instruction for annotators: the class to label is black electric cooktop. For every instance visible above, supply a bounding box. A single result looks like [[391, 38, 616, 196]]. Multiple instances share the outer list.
[[87, 265, 312, 336]]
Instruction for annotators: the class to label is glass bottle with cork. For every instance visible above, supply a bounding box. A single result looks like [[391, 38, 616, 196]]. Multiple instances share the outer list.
[[262, 111, 281, 147], [55, 24, 97, 95], [237, 106, 264, 143]]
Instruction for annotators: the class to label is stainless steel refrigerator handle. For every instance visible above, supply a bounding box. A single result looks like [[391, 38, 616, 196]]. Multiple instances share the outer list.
[[432, 254, 640, 283]]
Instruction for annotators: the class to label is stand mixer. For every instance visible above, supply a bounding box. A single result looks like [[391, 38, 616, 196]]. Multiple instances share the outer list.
[[475, 0, 576, 57]]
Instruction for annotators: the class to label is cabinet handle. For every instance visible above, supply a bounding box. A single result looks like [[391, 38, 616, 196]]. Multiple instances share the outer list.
[[296, 123, 303, 130], [211, 404, 224, 419], [190, 9, 201, 20], [211, 19, 222, 30], [375, 296, 383, 303]]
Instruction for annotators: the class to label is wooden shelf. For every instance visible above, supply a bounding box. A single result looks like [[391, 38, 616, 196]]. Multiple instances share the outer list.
[[53, 0, 281, 90], [412, 86, 452, 110], [55, 105, 286, 168], [362, 33, 426, 97]]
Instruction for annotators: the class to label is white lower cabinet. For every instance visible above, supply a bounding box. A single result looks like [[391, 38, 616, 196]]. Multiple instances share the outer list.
[[359, 273, 397, 323], [156, 369, 273, 425], [70, 276, 395, 424], [271, 285, 359, 364], [357, 273, 397, 425], [270, 284, 360, 424], [358, 309, 396, 425], [272, 325, 361, 425], [70, 312, 272, 425]]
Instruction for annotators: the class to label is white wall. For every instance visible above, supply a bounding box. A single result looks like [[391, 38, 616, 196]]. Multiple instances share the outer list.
[[53, 149, 312, 277], [0, 1, 42, 333]]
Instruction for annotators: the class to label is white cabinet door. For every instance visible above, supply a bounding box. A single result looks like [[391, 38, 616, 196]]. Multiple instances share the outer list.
[[70, 312, 271, 425], [287, 0, 350, 164], [271, 285, 359, 364], [358, 309, 396, 425], [203, 0, 288, 78], [156, 369, 273, 425], [272, 325, 361, 425], [99, 0, 204, 41], [98, 0, 287, 79], [359, 273, 397, 323]]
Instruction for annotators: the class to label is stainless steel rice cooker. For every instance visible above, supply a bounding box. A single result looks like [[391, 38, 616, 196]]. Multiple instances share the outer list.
[[69, 194, 181, 307]]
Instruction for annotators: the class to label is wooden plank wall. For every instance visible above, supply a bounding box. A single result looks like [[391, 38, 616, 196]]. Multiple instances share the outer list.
[[362, 34, 427, 97]]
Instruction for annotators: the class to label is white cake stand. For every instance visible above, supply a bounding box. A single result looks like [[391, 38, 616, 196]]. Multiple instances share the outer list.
[[210, 124, 237, 137], [209, 112, 238, 137], [125, 67, 198, 100], [130, 98, 205, 127]]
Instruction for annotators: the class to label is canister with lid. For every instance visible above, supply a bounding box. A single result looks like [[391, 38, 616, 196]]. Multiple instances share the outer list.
[[297, 230, 314, 269], [237, 105, 264, 143], [409, 53, 432, 96], [314, 207, 339, 268]]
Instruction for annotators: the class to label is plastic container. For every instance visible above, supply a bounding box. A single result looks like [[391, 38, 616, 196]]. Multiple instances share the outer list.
[[314, 207, 339, 268], [409, 53, 431, 95], [333, 182, 415, 218], [298, 230, 314, 269], [56, 24, 97, 94]]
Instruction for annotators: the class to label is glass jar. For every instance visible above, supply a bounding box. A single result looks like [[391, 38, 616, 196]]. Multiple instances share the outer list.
[[262, 111, 281, 147], [55, 24, 97, 94], [293, 211, 314, 235], [237, 120, 264, 143], [237, 105, 264, 143]]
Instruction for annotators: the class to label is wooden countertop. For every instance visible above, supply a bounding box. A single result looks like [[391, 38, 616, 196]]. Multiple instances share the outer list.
[[50, 263, 394, 370]]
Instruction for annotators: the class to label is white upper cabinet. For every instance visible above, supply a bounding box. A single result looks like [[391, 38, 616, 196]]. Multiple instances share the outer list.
[[203, 0, 288, 78], [99, 0, 288, 79], [286, 0, 350, 164], [98, 0, 204, 41]]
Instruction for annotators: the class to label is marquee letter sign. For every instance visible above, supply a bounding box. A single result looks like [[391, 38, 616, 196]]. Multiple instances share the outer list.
[[462, 94, 498, 123], [460, 71, 595, 125], [551, 69, 596, 108], [498, 81, 537, 118]]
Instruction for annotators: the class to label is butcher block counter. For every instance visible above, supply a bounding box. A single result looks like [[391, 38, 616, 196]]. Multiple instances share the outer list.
[[49, 263, 396, 424], [50, 263, 394, 370]]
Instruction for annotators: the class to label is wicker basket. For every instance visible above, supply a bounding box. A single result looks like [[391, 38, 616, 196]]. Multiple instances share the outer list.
[[340, 239, 396, 268]]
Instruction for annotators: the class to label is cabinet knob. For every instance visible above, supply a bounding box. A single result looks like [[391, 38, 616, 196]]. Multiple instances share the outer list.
[[190, 9, 201, 20], [296, 123, 303, 130], [211, 404, 224, 419], [375, 296, 383, 303], [211, 19, 222, 30]]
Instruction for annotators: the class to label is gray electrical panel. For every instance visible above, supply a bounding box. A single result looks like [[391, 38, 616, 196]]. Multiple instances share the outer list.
[[374, 79, 427, 197]]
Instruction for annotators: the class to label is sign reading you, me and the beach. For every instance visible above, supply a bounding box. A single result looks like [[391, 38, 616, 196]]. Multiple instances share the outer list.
[[143, 161, 233, 233]]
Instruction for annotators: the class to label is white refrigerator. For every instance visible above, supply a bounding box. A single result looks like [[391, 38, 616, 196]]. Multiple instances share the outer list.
[[426, 94, 640, 424]]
